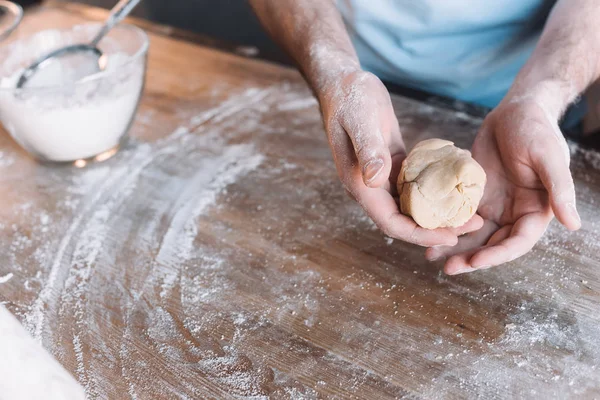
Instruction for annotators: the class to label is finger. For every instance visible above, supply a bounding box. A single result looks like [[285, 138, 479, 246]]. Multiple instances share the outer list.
[[485, 224, 512, 246], [381, 179, 392, 194], [331, 117, 456, 247], [387, 114, 407, 197], [444, 249, 481, 275], [353, 184, 459, 247], [469, 211, 551, 269], [340, 111, 393, 189], [441, 224, 510, 275], [388, 112, 406, 164], [389, 152, 405, 197], [447, 214, 485, 236], [426, 219, 497, 261], [533, 142, 581, 231], [426, 234, 479, 262]]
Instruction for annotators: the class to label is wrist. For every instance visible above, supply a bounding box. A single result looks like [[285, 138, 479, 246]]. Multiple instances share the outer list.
[[502, 79, 578, 121], [304, 42, 361, 99]]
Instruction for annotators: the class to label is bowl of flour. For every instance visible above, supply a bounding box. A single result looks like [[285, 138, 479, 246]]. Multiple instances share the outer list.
[[0, 23, 148, 163]]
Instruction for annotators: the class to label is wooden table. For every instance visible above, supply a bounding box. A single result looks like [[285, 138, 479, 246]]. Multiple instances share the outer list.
[[2, 3, 600, 399]]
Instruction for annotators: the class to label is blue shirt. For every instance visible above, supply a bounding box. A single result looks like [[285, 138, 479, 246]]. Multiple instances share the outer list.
[[337, 1, 555, 108]]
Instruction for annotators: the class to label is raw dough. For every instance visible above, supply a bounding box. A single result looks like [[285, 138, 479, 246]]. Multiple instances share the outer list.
[[397, 139, 486, 229]]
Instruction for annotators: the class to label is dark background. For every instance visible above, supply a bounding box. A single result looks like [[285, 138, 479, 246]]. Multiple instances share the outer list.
[[32, 0, 284, 57]]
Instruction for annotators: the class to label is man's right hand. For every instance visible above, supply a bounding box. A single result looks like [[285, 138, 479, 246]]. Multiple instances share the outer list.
[[249, 0, 481, 247], [318, 69, 483, 247]]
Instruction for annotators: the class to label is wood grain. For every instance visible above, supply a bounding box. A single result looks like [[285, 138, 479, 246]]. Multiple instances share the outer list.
[[1, 4, 600, 399]]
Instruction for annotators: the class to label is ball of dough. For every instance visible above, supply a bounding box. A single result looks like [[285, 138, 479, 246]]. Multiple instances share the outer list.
[[397, 138, 486, 229]]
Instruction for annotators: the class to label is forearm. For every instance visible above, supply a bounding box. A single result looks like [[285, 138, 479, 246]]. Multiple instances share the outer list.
[[248, 0, 360, 96], [505, 0, 600, 119]]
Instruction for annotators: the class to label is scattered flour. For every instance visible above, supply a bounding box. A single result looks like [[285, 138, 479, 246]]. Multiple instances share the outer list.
[[0, 150, 15, 167], [276, 97, 318, 112], [155, 146, 264, 300], [9, 84, 298, 398], [2, 77, 600, 399], [0, 272, 13, 284], [570, 139, 600, 170]]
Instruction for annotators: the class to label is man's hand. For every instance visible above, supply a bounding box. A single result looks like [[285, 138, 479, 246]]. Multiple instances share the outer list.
[[320, 70, 483, 246], [425, 0, 600, 274], [426, 98, 581, 274], [250, 0, 482, 246]]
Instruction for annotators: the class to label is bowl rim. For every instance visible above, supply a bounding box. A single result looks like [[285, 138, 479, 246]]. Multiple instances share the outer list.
[[0, 22, 149, 93]]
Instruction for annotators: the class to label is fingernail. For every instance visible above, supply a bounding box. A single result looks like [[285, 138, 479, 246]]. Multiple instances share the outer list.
[[567, 202, 581, 226], [363, 159, 384, 184], [475, 265, 492, 270], [448, 269, 466, 276], [449, 267, 475, 275]]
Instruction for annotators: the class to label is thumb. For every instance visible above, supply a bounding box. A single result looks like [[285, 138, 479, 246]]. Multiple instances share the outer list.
[[533, 140, 581, 231], [340, 115, 393, 189]]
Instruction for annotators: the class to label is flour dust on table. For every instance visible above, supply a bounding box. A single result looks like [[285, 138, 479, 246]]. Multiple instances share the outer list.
[[4, 6, 600, 397], [2, 80, 600, 398], [3, 83, 343, 398]]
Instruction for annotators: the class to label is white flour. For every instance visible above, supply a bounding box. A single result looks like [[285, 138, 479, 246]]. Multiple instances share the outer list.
[[3, 76, 599, 399], [0, 272, 13, 284], [0, 53, 144, 162]]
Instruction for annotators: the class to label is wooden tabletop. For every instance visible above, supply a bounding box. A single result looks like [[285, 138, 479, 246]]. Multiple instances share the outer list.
[[2, 3, 600, 399]]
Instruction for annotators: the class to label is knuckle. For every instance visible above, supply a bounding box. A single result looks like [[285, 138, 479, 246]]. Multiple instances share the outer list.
[[342, 70, 372, 86], [407, 226, 420, 244], [353, 133, 385, 163], [530, 142, 553, 164], [354, 71, 380, 87], [377, 213, 402, 239], [341, 71, 383, 100], [355, 141, 375, 161], [378, 223, 393, 238]]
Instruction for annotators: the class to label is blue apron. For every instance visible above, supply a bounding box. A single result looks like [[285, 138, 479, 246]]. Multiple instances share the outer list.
[[337, 0, 556, 108]]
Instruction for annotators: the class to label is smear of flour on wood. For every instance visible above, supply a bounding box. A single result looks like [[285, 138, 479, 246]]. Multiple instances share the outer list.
[[24, 166, 111, 340], [123, 89, 290, 396], [13, 84, 269, 372], [5, 82, 563, 398], [24, 146, 159, 341], [24, 84, 270, 340], [276, 97, 318, 112], [69, 140, 263, 396], [5, 83, 284, 399], [0, 272, 13, 284], [189, 87, 275, 128], [155, 144, 264, 300], [0, 150, 15, 167], [570, 140, 600, 171], [420, 210, 600, 398]]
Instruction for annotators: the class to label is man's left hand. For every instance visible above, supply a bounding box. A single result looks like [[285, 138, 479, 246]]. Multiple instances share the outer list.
[[425, 97, 582, 274]]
